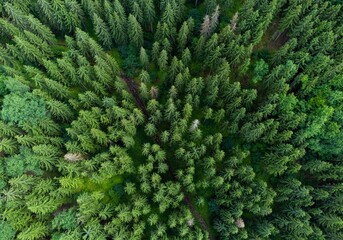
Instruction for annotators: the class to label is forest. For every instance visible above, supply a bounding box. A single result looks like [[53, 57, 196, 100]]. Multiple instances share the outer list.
[[0, 0, 342, 239]]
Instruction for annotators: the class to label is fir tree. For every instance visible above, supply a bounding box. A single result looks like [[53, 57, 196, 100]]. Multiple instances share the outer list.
[[128, 14, 144, 48]]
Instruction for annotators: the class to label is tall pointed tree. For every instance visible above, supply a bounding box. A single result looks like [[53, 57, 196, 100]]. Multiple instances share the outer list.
[[128, 14, 143, 48]]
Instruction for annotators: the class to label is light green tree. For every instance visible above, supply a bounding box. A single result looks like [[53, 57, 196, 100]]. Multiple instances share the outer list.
[[128, 14, 143, 48]]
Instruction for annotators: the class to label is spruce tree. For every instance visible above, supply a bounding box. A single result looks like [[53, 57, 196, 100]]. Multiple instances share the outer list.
[[128, 14, 143, 48]]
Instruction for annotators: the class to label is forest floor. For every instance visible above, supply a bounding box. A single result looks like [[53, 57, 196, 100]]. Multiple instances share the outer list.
[[121, 74, 148, 118], [121, 74, 216, 240], [254, 20, 289, 53], [227, 0, 246, 18]]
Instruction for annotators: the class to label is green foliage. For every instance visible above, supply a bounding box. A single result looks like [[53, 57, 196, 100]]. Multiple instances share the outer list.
[[128, 14, 143, 48], [139, 47, 149, 69], [5, 147, 42, 177], [0, 1, 341, 239], [52, 208, 78, 231], [1, 93, 48, 126], [93, 13, 112, 48], [4, 77, 29, 94], [0, 221, 15, 240], [0, 75, 7, 95], [17, 222, 48, 240], [252, 59, 269, 83]]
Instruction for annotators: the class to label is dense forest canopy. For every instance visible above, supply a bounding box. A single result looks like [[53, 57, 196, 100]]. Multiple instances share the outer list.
[[0, 0, 342, 239]]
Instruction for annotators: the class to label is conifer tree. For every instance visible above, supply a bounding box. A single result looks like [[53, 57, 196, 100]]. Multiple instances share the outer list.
[[178, 21, 189, 50], [128, 14, 144, 48], [93, 13, 112, 48], [110, 11, 127, 45], [162, 3, 175, 27], [141, 0, 155, 30], [158, 50, 168, 71], [200, 15, 211, 37], [132, 2, 143, 24], [231, 12, 239, 31], [140, 47, 149, 69], [210, 5, 220, 33]]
